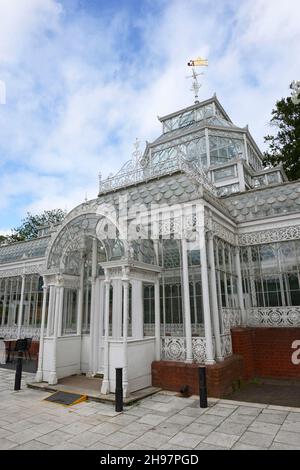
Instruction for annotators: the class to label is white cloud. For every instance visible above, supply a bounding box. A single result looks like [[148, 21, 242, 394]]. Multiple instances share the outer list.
[[0, 0, 299, 229]]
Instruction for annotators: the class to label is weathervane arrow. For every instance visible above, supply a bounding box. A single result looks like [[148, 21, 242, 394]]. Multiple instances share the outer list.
[[186, 56, 208, 104]]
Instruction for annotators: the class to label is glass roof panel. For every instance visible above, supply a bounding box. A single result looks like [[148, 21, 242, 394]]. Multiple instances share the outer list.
[[0, 237, 50, 265]]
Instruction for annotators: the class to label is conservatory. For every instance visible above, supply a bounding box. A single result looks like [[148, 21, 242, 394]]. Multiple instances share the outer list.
[[0, 95, 299, 396]]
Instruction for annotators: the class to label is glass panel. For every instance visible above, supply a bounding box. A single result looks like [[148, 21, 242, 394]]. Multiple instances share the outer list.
[[241, 240, 300, 307], [209, 135, 244, 165], [143, 284, 155, 325], [214, 165, 236, 181], [62, 288, 77, 335]]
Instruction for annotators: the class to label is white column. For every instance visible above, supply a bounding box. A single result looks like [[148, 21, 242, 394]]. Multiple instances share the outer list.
[[17, 274, 25, 338], [1, 279, 7, 326], [153, 239, 159, 265], [122, 276, 129, 397], [237, 160, 246, 191], [46, 285, 55, 336], [77, 262, 84, 335], [208, 232, 223, 361], [88, 237, 98, 375], [112, 279, 122, 338], [101, 276, 111, 394], [243, 133, 249, 164], [235, 246, 247, 325], [199, 228, 215, 364], [131, 279, 143, 339], [36, 284, 48, 382], [181, 238, 193, 363], [57, 286, 64, 337], [205, 127, 210, 168], [154, 277, 161, 361], [92, 279, 100, 373], [48, 284, 62, 385], [98, 280, 105, 368]]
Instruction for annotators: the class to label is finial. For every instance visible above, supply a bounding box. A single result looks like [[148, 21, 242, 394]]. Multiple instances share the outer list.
[[187, 57, 208, 104], [132, 137, 142, 167], [84, 192, 88, 203]]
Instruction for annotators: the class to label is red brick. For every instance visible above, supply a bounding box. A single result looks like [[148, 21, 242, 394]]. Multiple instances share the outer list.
[[152, 355, 244, 398]]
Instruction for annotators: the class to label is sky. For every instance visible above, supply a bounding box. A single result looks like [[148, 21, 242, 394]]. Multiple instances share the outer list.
[[0, 0, 299, 234]]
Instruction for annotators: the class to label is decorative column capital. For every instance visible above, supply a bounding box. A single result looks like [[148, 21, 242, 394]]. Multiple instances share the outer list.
[[122, 265, 130, 281], [207, 230, 215, 241], [234, 245, 240, 256]]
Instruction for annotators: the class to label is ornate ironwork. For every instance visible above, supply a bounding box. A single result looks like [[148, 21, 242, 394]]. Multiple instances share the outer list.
[[220, 334, 232, 357], [239, 225, 300, 246], [192, 337, 207, 362], [0, 326, 41, 340], [161, 335, 228, 363], [221, 308, 241, 333], [0, 263, 45, 278], [98, 143, 217, 196], [247, 307, 300, 327], [144, 323, 204, 336], [161, 336, 186, 361]]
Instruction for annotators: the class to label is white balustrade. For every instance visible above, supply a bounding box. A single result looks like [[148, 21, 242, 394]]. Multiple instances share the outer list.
[[221, 308, 241, 333], [247, 307, 300, 327]]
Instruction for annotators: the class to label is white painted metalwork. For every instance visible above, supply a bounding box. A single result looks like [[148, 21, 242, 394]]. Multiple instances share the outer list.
[[192, 337, 207, 362], [247, 307, 300, 327], [220, 333, 232, 357], [99, 146, 217, 196], [143, 323, 204, 336], [161, 334, 231, 363], [239, 226, 300, 246], [221, 308, 242, 333], [0, 326, 41, 340], [161, 336, 186, 361]]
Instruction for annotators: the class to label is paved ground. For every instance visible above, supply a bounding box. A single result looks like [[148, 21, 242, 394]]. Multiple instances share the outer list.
[[1, 369, 300, 450], [0, 360, 37, 373], [227, 378, 300, 408]]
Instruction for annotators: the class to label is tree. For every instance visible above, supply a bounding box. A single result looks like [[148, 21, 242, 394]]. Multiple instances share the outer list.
[[264, 82, 300, 181], [0, 235, 8, 246], [5, 209, 66, 243]]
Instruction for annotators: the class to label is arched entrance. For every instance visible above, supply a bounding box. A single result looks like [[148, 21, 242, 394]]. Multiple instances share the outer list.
[[36, 208, 161, 396]]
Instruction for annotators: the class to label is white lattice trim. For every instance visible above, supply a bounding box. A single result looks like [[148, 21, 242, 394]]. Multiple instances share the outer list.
[[239, 225, 300, 246], [221, 308, 241, 333], [0, 326, 41, 340], [247, 307, 300, 327], [161, 334, 231, 363], [161, 336, 186, 361], [220, 334, 232, 357]]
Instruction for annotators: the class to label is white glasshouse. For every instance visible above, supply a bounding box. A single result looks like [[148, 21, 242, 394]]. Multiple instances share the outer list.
[[0, 95, 299, 395]]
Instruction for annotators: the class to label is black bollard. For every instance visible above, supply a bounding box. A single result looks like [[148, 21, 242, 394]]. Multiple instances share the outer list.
[[115, 368, 123, 412], [199, 366, 208, 408], [14, 353, 23, 391]]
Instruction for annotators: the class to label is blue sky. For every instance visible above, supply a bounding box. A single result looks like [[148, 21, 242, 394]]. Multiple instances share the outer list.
[[0, 0, 299, 234]]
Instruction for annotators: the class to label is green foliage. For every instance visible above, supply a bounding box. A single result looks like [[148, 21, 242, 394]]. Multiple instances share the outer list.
[[264, 83, 300, 180], [0, 235, 8, 246], [2, 209, 66, 244]]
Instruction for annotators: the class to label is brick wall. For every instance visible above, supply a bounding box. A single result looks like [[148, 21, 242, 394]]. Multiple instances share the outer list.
[[231, 327, 300, 380], [30, 341, 39, 359], [152, 355, 244, 398]]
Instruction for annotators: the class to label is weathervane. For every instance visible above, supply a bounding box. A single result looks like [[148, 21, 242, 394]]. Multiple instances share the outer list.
[[187, 57, 208, 104]]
